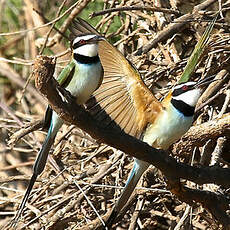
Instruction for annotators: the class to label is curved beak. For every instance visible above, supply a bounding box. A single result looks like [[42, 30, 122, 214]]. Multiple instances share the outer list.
[[87, 35, 105, 43]]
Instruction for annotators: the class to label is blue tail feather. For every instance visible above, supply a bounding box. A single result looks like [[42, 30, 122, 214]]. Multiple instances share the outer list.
[[13, 113, 63, 223], [106, 159, 149, 227]]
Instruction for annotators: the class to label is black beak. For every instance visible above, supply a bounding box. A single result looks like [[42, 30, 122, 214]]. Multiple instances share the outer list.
[[87, 35, 105, 43]]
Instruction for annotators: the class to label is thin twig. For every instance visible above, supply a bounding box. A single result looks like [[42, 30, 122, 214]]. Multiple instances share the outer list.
[[90, 6, 181, 18], [0, 1, 80, 36]]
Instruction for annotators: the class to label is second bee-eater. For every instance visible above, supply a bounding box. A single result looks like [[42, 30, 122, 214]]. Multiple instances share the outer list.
[[14, 21, 105, 222]]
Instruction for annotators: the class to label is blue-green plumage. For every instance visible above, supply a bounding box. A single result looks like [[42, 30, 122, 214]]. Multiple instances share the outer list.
[[14, 33, 104, 222]]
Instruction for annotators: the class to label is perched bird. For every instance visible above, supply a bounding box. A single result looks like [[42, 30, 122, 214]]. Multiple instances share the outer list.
[[89, 42, 214, 227], [14, 22, 105, 222], [82, 20, 216, 227]]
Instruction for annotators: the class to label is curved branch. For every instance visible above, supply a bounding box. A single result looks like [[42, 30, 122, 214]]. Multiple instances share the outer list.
[[173, 113, 230, 156], [33, 56, 230, 227]]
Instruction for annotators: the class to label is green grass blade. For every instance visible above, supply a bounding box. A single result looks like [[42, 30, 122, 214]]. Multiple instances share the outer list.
[[178, 15, 217, 83]]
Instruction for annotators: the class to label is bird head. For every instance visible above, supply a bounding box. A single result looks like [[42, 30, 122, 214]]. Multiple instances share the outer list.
[[169, 76, 216, 116], [172, 76, 215, 107], [72, 34, 105, 58]]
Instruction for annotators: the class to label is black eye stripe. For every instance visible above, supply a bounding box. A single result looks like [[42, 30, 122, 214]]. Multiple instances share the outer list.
[[172, 88, 185, 97], [172, 83, 195, 97], [72, 39, 87, 50], [72, 42, 79, 50], [72, 34, 95, 50]]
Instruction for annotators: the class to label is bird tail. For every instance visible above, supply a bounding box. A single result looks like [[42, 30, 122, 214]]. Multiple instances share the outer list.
[[13, 115, 63, 224], [106, 159, 149, 228], [33, 123, 57, 175]]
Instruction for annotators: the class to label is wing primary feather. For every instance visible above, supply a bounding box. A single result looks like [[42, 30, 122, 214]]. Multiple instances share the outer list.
[[94, 99, 131, 131], [87, 90, 126, 116], [100, 77, 122, 84], [86, 38, 163, 138], [93, 95, 126, 121], [115, 100, 135, 129], [91, 87, 130, 114], [93, 84, 126, 101], [105, 95, 130, 120], [127, 108, 139, 137], [93, 93, 127, 122], [96, 92, 137, 135]]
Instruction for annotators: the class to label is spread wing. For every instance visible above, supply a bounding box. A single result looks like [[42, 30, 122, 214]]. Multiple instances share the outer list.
[[87, 40, 163, 138], [70, 17, 163, 138]]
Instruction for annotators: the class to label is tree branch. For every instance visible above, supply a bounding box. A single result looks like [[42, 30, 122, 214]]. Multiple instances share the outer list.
[[90, 6, 180, 18], [134, 0, 217, 56], [33, 56, 230, 228], [173, 113, 230, 156]]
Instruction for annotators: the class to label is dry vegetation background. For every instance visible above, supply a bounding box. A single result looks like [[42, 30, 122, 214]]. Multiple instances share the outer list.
[[0, 0, 230, 229]]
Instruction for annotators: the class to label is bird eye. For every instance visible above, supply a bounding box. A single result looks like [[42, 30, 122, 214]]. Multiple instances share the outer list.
[[79, 39, 86, 45], [182, 85, 188, 91]]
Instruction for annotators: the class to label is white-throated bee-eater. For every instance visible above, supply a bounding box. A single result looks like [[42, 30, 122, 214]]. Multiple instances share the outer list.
[[14, 19, 105, 223], [76, 18, 216, 228]]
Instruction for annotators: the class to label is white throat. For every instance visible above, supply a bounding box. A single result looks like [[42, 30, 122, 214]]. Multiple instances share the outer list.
[[173, 88, 202, 107], [73, 35, 99, 57], [74, 44, 99, 57]]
